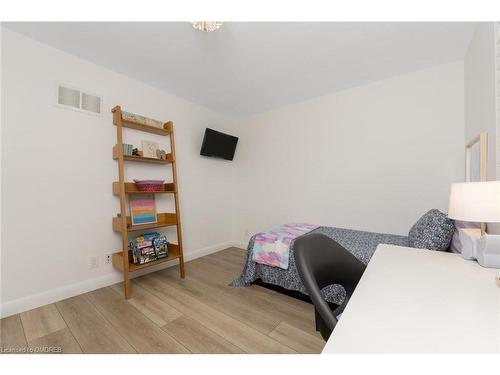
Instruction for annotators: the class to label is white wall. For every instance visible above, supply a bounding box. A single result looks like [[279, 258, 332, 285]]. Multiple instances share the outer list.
[[496, 23, 500, 179], [231, 62, 465, 243], [0, 24, 4, 316], [1, 29, 238, 316], [464, 23, 497, 181]]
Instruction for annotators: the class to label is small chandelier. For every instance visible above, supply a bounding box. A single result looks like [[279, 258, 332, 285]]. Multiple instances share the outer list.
[[191, 21, 224, 32]]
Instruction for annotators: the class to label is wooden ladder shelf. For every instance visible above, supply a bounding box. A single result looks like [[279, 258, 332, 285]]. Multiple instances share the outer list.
[[111, 105, 185, 299]]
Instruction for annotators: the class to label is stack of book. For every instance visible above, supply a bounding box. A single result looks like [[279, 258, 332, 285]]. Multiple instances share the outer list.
[[129, 232, 168, 264], [122, 144, 134, 156]]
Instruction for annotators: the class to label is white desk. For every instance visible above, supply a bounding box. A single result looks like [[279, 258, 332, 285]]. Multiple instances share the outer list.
[[322, 245, 500, 353]]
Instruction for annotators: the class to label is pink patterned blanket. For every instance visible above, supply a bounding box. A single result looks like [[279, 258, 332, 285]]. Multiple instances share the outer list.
[[251, 223, 319, 269]]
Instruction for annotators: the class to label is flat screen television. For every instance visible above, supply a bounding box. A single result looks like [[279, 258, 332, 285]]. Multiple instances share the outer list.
[[200, 128, 238, 161]]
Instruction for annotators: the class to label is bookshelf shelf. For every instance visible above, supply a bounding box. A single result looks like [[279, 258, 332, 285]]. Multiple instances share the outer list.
[[112, 145, 174, 164], [112, 212, 178, 233], [112, 244, 181, 272], [112, 182, 176, 195], [113, 114, 173, 136]]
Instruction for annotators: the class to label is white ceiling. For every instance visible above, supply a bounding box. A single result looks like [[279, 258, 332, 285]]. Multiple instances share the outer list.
[[5, 22, 475, 116]]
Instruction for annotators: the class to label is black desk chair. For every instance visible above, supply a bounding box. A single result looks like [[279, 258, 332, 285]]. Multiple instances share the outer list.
[[295, 233, 366, 341]]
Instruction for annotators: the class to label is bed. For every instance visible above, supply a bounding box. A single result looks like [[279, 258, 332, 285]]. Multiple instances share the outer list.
[[231, 209, 455, 305]]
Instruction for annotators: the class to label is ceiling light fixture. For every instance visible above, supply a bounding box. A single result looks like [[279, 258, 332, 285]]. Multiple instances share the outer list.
[[191, 22, 224, 32]]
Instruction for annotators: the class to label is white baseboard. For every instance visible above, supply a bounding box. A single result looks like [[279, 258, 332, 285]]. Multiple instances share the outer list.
[[228, 241, 248, 250], [0, 273, 123, 320], [0, 241, 235, 319]]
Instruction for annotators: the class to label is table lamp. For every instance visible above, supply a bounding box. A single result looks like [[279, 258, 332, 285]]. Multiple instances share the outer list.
[[448, 181, 500, 268]]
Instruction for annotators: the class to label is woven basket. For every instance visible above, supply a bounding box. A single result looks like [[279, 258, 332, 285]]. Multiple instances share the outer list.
[[133, 179, 164, 192]]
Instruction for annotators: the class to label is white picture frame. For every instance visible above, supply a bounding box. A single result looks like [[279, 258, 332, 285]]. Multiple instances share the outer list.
[[465, 133, 488, 182], [142, 140, 160, 159]]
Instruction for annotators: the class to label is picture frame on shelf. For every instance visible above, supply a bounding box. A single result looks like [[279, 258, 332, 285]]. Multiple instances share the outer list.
[[142, 140, 160, 158], [129, 194, 157, 226]]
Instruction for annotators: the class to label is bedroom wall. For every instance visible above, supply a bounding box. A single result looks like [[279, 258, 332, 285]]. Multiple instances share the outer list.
[[497, 23, 500, 181], [1, 29, 238, 317], [464, 22, 497, 181], [231, 62, 465, 244], [0, 25, 3, 315]]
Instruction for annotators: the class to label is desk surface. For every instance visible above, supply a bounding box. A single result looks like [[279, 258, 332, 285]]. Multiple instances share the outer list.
[[322, 245, 500, 353]]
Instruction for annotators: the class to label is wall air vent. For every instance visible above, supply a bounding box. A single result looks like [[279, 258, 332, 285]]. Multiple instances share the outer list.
[[57, 85, 101, 114]]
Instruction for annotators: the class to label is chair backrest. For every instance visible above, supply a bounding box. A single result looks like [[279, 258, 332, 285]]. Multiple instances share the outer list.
[[294, 233, 366, 333]]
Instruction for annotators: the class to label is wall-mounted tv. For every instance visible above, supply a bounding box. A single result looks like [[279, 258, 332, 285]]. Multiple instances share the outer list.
[[200, 128, 238, 161]]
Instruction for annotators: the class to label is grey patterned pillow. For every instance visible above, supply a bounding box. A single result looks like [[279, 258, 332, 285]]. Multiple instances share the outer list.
[[408, 209, 455, 251]]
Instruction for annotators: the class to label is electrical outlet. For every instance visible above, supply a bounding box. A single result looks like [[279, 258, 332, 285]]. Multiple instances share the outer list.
[[104, 254, 112, 265], [89, 256, 100, 269]]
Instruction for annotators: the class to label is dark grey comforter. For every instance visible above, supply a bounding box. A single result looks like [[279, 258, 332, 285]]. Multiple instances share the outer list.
[[230, 226, 408, 304]]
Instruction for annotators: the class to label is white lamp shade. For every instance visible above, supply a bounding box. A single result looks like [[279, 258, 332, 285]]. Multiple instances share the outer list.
[[448, 181, 500, 222]]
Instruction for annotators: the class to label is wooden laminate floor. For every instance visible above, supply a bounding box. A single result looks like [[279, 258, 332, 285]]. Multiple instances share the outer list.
[[0, 248, 325, 354]]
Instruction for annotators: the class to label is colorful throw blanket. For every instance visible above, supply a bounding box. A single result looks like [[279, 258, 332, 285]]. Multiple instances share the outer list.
[[251, 223, 319, 269]]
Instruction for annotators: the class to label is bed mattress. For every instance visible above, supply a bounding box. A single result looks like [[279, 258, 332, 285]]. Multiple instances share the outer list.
[[230, 226, 409, 304]]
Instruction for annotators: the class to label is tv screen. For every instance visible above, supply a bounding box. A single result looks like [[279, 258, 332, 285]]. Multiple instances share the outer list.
[[200, 128, 238, 161]]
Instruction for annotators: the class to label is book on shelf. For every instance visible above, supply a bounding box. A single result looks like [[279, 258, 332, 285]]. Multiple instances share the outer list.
[[122, 144, 133, 156], [153, 236, 168, 259], [129, 232, 169, 264]]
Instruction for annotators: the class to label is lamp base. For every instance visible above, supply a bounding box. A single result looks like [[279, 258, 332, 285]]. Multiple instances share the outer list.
[[477, 234, 500, 268], [458, 228, 481, 260]]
